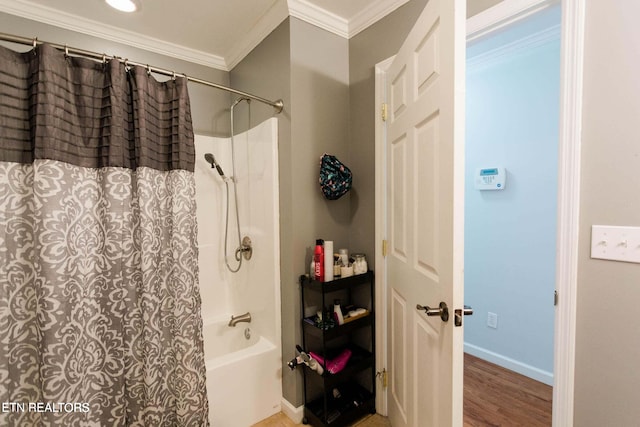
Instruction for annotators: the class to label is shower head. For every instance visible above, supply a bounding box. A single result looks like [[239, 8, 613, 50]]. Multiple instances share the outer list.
[[204, 153, 225, 177]]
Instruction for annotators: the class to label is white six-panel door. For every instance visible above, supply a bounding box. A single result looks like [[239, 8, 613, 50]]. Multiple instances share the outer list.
[[384, 0, 465, 425]]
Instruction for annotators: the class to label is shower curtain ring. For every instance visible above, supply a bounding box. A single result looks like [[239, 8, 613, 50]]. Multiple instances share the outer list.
[[32, 37, 37, 55], [146, 64, 152, 76], [172, 71, 176, 81], [102, 53, 107, 64], [124, 59, 130, 72], [64, 44, 69, 58]]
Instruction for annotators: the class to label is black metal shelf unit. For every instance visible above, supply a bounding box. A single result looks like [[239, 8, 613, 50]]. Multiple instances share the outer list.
[[299, 271, 375, 427]]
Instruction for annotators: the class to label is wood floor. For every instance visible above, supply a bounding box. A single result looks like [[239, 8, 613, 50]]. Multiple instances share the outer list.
[[464, 353, 552, 426], [253, 353, 552, 427]]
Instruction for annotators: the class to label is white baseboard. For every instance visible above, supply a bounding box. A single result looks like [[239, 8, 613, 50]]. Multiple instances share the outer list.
[[281, 398, 304, 424], [464, 342, 554, 386]]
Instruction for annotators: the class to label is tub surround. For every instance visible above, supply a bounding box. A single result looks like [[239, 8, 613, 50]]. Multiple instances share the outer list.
[[194, 118, 281, 426]]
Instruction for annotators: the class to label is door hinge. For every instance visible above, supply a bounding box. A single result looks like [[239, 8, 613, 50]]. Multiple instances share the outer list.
[[382, 239, 388, 257], [376, 368, 388, 388], [381, 103, 388, 122], [554, 290, 558, 306]]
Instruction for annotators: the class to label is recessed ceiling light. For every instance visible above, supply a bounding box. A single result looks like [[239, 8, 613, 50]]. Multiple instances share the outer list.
[[105, 0, 139, 13]]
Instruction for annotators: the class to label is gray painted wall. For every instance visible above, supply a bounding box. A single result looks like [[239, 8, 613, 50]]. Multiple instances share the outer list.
[[0, 12, 230, 136], [289, 17, 351, 405], [574, 1, 640, 424], [230, 17, 350, 406], [348, 0, 430, 268]]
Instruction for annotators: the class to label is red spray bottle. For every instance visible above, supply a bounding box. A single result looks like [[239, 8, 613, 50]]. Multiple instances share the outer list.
[[314, 239, 324, 282]]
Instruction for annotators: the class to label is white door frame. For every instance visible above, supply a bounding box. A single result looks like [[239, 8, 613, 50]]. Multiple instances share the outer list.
[[374, 54, 394, 415], [374, 0, 585, 424]]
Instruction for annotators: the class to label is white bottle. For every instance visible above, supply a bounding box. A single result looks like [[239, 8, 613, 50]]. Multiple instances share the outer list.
[[333, 299, 344, 325], [324, 240, 334, 281], [338, 249, 349, 267]]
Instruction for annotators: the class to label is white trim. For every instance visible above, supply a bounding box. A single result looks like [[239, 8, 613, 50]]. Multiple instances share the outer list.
[[467, 0, 557, 42], [225, 1, 289, 70], [553, 0, 584, 425], [349, 0, 410, 38], [0, 0, 228, 70], [1, 0, 415, 71], [287, 0, 349, 38], [280, 398, 304, 424], [374, 55, 395, 417], [467, 24, 560, 71], [288, 0, 410, 39], [464, 343, 554, 386]]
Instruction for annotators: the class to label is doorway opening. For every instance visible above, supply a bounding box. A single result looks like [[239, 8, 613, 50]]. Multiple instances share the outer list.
[[463, 1, 560, 425]]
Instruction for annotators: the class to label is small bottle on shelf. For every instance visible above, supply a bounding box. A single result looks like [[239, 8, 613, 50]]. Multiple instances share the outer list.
[[324, 240, 334, 282], [314, 239, 324, 282], [333, 299, 344, 325]]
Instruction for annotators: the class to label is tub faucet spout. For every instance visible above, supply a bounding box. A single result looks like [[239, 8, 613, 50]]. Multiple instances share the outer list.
[[228, 312, 251, 327]]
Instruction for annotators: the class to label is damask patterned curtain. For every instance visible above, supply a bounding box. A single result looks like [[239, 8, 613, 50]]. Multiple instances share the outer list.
[[0, 43, 208, 426]]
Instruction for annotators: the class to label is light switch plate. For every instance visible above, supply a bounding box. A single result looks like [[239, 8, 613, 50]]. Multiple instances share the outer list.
[[591, 225, 640, 263]]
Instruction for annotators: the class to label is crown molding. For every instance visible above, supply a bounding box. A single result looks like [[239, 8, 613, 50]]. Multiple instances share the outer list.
[[467, 23, 560, 71], [287, 0, 410, 39], [0, 0, 228, 70], [349, 0, 410, 38], [226, 0, 289, 70], [467, 0, 558, 42], [287, 0, 348, 38], [0, 0, 419, 71]]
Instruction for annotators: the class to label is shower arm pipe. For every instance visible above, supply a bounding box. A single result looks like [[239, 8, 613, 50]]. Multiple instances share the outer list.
[[0, 32, 285, 114]]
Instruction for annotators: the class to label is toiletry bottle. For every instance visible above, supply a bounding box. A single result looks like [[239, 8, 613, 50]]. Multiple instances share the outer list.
[[333, 299, 344, 325], [324, 240, 334, 282], [314, 239, 324, 282], [338, 248, 349, 267]]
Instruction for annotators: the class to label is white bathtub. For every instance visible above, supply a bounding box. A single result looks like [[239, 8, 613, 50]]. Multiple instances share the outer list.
[[204, 319, 282, 426]]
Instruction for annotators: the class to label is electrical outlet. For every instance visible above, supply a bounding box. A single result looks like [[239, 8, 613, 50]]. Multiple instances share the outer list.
[[487, 312, 498, 329]]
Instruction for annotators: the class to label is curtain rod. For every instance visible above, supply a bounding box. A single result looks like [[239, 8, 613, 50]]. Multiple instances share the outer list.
[[0, 32, 284, 114]]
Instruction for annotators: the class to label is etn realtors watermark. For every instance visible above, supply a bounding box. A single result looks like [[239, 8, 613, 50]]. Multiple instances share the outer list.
[[2, 402, 90, 413]]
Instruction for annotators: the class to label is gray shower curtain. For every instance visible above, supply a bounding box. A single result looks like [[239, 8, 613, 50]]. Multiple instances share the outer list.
[[0, 44, 208, 426]]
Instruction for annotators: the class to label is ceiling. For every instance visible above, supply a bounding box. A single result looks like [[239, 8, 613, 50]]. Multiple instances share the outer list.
[[0, 0, 410, 71]]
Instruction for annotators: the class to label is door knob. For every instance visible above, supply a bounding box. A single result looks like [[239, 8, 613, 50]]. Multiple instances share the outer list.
[[416, 302, 449, 322], [454, 305, 473, 327]]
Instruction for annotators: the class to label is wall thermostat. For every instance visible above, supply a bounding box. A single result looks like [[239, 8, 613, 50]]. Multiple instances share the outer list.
[[474, 167, 506, 190]]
